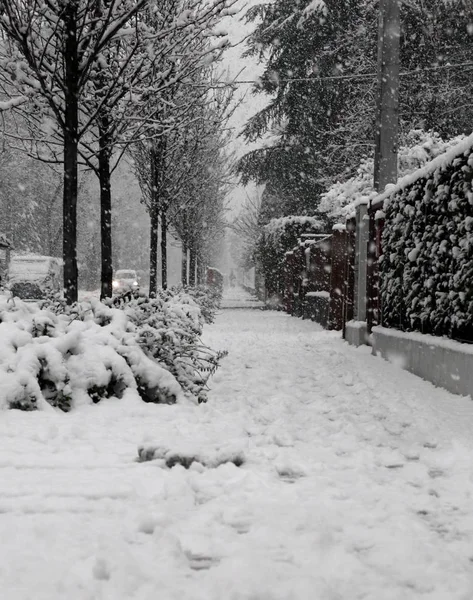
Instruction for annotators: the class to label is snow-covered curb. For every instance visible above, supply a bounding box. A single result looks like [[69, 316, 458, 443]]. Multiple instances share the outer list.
[[372, 326, 473, 398]]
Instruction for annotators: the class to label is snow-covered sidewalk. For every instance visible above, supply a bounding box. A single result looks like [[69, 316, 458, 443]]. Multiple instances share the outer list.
[[220, 284, 264, 309], [2, 309, 473, 599]]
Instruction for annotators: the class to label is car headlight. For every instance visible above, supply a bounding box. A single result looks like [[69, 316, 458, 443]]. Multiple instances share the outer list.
[[112, 280, 119, 288], [133, 281, 138, 286]]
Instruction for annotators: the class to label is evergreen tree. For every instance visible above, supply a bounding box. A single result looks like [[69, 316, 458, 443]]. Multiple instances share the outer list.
[[238, 0, 473, 224]]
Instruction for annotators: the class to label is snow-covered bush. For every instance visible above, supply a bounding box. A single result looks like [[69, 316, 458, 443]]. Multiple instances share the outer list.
[[380, 135, 473, 340], [258, 216, 324, 303], [161, 284, 222, 325], [319, 130, 465, 221], [0, 288, 226, 412], [108, 290, 226, 403]]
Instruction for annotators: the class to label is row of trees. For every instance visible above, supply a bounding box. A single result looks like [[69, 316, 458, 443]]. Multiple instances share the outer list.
[[0, 146, 152, 291], [0, 0, 237, 302], [131, 82, 234, 291], [233, 0, 473, 253]]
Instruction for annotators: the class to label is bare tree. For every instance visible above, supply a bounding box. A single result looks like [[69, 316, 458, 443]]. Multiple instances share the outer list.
[[169, 99, 234, 285], [132, 78, 234, 289], [0, 0, 150, 302], [0, 0, 239, 300]]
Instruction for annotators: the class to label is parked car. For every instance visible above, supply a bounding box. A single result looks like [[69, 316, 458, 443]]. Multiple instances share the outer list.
[[136, 269, 146, 285], [7, 254, 62, 300], [112, 269, 139, 294]]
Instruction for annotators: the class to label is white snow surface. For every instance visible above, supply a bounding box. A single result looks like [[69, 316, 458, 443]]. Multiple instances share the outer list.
[[220, 284, 264, 309], [2, 309, 473, 599]]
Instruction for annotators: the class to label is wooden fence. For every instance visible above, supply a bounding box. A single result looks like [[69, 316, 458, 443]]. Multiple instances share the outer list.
[[281, 229, 355, 331]]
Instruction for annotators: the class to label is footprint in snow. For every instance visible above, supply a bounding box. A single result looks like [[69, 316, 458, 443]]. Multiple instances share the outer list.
[[186, 552, 220, 571], [233, 523, 251, 534], [403, 451, 420, 461], [428, 468, 444, 479], [222, 508, 253, 534], [276, 464, 307, 483], [343, 373, 355, 386], [92, 558, 110, 581]]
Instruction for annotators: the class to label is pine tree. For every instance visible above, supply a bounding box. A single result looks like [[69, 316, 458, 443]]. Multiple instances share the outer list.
[[237, 0, 473, 223]]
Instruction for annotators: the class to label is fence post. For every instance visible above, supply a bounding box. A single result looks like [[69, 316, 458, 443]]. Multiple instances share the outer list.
[[329, 228, 346, 330], [342, 219, 356, 338], [345, 203, 369, 345]]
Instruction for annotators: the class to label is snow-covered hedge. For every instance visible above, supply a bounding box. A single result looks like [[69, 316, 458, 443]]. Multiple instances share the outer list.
[[380, 138, 473, 340], [0, 288, 226, 412], [258, 216, 324, 302], [319, 130, 465, 221]]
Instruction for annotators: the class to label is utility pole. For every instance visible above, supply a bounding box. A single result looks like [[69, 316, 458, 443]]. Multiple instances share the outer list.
[[374, 0, 400, 192]]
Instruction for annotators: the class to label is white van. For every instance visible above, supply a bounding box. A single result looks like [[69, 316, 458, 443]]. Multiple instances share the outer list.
[[8, 254, 62, 300]]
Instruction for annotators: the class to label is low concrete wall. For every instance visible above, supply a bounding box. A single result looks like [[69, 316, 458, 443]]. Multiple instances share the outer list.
[[372, 326, 473, 398], [345, 320, 368, 347]]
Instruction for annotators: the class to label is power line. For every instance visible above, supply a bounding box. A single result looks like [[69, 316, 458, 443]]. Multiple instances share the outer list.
[[217, 61, 473, 87]]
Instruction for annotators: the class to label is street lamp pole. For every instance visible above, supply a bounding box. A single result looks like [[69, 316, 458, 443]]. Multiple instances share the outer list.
[[374, 0, 400, 192]]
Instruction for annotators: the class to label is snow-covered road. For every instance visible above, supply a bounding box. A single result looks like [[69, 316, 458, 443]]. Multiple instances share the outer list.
[[2, 308, 473, 599]]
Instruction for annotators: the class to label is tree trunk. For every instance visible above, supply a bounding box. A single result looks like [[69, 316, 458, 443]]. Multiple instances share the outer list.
[[98, 115, 113, 300], [189, 245, 196, 286], [160, 210, 167, 289], [46, 205, 53, 256], [181, 241, 188, 286], [149, 206, 159, 295], [63, 3, 79, 304], [196, 257, 201, 285], [149, 144, 159, 295], [197, 255, 206, 285]]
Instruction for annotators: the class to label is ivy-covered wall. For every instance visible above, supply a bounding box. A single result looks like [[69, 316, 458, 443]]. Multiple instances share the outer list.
[[380, 145, 473, 341]]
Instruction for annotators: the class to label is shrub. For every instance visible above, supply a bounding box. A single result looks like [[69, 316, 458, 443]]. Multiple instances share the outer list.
[[0, 286, 226, 411], [109, 290, 227, 403], [176, 284, 222, 324], [380, 135, 473, 341], [258, 216, 324, 304]]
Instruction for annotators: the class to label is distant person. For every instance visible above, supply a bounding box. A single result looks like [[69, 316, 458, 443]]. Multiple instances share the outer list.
[[229, 270, 236, 288]]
